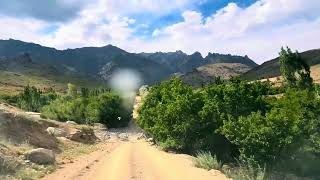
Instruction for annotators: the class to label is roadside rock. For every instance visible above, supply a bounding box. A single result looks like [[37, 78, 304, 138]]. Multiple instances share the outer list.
[[66, 128, 96, 143], [118, 133, 129, 141], [93, 123, 107, 130], [0, 153, 4, 165], [66, 121, 77, 125], [46, 127, 67, 137], [25, 148, 55, 164], [137, 133, 146, 140]]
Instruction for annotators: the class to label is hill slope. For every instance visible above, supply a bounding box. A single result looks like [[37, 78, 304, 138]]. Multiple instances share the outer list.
[[0, 39, 258, 84], [0, 39, 172, 84], [139, 51, 257, 73], [241, 49, 320, 80], [0, 54, 104, 95], [179, 63, 252, 87]]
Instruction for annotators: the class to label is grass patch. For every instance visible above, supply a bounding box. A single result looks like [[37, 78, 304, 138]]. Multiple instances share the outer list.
[[0, 139, 56, 180], [58, 140, 98, 162], [193, 151, 222, 170], [15, 164, 56, 180]]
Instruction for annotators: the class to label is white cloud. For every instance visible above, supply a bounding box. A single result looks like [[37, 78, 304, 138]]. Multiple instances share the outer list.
[[0, 0, 319, 64], [0, 16, 51, 43], [145, 0, 320, 63]]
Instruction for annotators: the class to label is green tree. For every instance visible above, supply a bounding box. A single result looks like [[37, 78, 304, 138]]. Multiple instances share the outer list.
[[17, 85, 57, 112], [67, 83, 77, 97], [86, 93, 131, 127], [138, 78, 202, 151], [279, 47, 313, 90]]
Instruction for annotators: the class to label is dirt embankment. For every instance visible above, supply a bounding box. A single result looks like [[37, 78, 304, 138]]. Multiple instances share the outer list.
[[0, 103, 101, 179]]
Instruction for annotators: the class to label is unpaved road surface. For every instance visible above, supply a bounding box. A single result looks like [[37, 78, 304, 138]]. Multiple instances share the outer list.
[[43, 139, 229, 180]]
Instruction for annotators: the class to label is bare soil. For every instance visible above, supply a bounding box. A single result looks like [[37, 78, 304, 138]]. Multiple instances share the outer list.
[[43, 139, 229, 180]]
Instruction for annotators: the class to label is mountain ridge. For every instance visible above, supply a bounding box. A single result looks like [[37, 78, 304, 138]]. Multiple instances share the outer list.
[[0, 39, 257, 84]]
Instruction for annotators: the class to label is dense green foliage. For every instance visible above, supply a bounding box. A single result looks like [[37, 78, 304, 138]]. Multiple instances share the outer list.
[[0, 86, 57, 112], [41, 87, 131, 128], [279, 47, 313, 90], [138, 75, 320, 178], [138, 78, 202, 151]]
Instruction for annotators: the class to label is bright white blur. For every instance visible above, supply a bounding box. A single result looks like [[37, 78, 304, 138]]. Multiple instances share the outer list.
[[109, 69, 142, 108]]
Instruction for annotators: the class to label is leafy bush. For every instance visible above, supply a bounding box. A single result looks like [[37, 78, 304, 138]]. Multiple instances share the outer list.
[[86, 93, 131, 127], [138, 78, 202, 151], [41, 92, 131, 128], [138, 76, 320, 178], [0, 85, 58, 112], [193, 151, 222, 170]]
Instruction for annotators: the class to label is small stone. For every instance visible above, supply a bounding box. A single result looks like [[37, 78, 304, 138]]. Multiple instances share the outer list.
[[46, 127, 67, 137], [66, 121, 78, 125]]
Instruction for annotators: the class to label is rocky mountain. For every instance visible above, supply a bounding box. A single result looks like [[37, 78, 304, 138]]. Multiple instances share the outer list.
[[0, 39, 172, 84], [139, 51, 257, 73], [179, 63, 252, 87], [241, 49, 320, 80], [0, 39, 257, 84], [0, 53, 61, 76], [0, 53, 104, 94]]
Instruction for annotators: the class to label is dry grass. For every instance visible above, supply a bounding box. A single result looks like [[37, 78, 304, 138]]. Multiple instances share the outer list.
[[57, 140, 98, 163], [193, 151, 222, 170]]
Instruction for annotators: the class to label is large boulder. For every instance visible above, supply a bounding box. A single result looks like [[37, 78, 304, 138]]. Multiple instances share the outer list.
[[66, 127, 96, 143], [25, 148, 55, 164], [46, 127, 67, 137]]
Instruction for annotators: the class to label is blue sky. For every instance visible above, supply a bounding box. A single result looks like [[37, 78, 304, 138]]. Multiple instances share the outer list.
[[0, 0, 319, 64]]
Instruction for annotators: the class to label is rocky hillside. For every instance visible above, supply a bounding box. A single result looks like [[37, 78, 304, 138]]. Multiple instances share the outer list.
[[0, 53, 104, 95], [179, 63, 252, 87], [241, 49, 320, 80], [0, 39, 257, 84], [0, 39, 172, 84], [139, 51, 257, 73]]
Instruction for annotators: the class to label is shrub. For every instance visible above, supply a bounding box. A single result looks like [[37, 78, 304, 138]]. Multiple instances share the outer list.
[[138, 75, 320, 178], [193, 151, 222, 170], [86, 93, 131, 127], [225, 159, 266, 180], [221, 89, 320, 173], [138, 78, 202, 151], [0, 157, 20, 175], [67, 83, 77, 97], [41, 92, 131, 128], [11, 85, 58, 112]]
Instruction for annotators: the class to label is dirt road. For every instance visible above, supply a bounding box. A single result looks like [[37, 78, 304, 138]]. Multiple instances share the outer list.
[[43, 97, 229, 180], [43, 139, 229, 180]]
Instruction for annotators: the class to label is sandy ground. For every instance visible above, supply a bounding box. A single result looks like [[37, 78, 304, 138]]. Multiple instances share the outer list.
[[43, 139, 229, 180]]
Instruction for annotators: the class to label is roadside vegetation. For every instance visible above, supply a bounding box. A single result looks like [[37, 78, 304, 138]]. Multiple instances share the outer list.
[[0, 84, 131, 128], [138, 47, 320, 179]]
